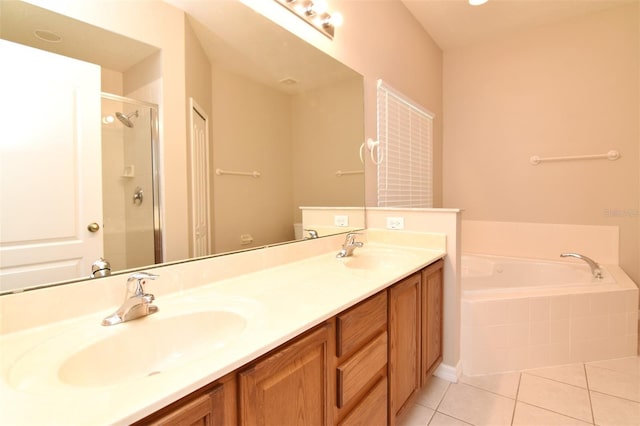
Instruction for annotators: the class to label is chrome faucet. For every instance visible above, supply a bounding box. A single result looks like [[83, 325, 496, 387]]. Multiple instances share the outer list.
[[305, 229, 319, 239], [336, 232, 364, 258], [560, 253, 603, 279], [102, 272, 159, 326]]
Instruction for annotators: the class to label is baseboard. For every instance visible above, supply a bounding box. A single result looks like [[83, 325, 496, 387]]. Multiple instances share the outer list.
[[434, 361, 461, 383]]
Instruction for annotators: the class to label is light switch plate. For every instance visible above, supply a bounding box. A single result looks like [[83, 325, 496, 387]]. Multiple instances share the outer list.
[[386, 216, 405, 230], [334, 215, 349, 227]]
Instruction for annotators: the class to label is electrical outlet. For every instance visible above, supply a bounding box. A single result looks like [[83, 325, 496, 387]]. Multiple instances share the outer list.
[[240, 234, 253, 245], [386, 216, 405, 230], [334, 215, 349, 227]]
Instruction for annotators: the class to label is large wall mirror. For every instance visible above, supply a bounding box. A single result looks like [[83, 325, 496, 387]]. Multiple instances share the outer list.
[[0, 0, 365, 294]]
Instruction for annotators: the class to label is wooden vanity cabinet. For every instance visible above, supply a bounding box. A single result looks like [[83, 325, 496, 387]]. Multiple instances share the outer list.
[[389, 259, 444, 424], [421, 260, 444, 384], [135, 259, 444, 426], [133, 372, 236, 426], [335, 291, 388, 425], [388, 272, 422, 421], [238, 321, 335, 426]]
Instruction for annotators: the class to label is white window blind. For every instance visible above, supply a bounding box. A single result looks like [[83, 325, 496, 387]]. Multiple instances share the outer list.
[[377, 80, 434, 208]]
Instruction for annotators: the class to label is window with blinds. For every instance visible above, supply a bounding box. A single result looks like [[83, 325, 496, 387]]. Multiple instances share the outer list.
[[376, 80, 434, 208]]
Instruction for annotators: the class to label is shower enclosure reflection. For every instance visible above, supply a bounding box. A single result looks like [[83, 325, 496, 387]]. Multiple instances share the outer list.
[[100, 94, 162, 272]]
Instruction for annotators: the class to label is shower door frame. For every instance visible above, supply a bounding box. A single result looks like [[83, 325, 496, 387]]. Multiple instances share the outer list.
[[101, 92, 163, 265]]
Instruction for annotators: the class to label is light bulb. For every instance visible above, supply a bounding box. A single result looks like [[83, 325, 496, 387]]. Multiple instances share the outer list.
[[311, 0, 327, 14], [328, 11, 343, 27], [469, 0, 488, 5]]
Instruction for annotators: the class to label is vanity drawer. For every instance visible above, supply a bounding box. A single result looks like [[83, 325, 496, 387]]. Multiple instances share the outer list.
[[337, 332, 387, 408], [336, 291, 387, 357], [338, 376, 388, 426]]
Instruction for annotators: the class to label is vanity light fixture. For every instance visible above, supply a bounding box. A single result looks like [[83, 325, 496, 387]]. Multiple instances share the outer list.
[[274, 0, 341, 39], [469, 0, 489, 5]]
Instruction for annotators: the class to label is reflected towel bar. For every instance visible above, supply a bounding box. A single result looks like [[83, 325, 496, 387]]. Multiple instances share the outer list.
[[215, 168, 261, 178], [529, 150, 620, 165], [335, 170, 364, 177]]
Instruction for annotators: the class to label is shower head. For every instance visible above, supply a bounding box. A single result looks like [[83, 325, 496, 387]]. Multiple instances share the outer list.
[[115, 110, 139, 128]]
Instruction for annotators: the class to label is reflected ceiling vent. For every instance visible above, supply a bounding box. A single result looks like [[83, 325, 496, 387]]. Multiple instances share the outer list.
[[33, 29, 62, 43], [279, 77, 299, 86]]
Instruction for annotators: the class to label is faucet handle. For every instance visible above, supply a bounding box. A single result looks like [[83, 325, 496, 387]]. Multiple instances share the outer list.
[[126, 272, 158, 296], [127, 271, 159, 281], [344, 232, 364, 250]]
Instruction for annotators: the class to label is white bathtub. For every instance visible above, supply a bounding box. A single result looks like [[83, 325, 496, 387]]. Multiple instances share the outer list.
[[460, 253, 638, 376], [462, 253, 616, 294]]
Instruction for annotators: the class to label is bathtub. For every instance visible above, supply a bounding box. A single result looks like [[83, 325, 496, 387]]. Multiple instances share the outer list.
[[462, 254, 616, 294], [460, 253, 638, 376]]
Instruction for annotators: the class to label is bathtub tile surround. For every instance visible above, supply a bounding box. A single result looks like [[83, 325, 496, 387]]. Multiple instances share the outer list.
[[461, 282, 638, 375], [459, 220, 638, 376], [399, 355, 640, 426]]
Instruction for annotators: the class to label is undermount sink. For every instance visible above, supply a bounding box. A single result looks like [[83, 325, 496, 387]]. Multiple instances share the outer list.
[[341, 248, 419, 270], [8, 309, 248, 391]]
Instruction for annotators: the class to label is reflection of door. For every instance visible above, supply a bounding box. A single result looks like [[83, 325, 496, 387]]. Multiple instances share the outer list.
[[0, 40, 102, 292], [189, 99, 211, 257]]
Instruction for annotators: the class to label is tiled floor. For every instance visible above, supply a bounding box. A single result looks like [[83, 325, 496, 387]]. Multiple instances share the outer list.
[[398, 355, 640, 426]]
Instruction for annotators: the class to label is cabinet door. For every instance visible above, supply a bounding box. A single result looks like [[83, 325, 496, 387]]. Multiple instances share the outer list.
[[135, 373, 236, 426], [239, 321, 335, 426], [388, 272, 421, 421], [422, 260, 444, 384]]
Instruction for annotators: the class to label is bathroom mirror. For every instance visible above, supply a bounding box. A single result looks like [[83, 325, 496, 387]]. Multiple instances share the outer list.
[[0, 0, 365, 294]]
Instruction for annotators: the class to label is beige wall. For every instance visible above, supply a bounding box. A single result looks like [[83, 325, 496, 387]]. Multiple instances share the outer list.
[[291, 76, 365, 223], [211, 65, 294, 253], [242, 0, 443, 208], [443, 4, 640, 283]]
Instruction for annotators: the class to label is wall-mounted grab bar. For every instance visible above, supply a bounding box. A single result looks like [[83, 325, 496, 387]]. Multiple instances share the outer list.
[[336, 170, 364, 177], [529, 150, 620, 165], [215, 168, 261, 178]]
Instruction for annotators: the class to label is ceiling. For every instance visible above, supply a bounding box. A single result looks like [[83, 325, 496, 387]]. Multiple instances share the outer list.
[[400, 0, 636, 51], [0, 1, 158, 72]]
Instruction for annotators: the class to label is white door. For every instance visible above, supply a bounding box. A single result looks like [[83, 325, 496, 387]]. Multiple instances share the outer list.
[[0, 40, 103, 292], [189, 98, 211, 257]]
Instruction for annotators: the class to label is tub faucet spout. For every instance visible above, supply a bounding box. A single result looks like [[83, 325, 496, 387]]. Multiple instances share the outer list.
[[560, 253, 603, 279]]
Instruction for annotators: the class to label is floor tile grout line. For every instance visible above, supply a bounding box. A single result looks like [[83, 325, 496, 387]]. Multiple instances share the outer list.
[[430, 381, 477, 426], [583, 362, 596, 425], [514, 401, 596, 425], [516, 366, 596, 424], [589, 389, 640, 404], [457, 380, 518, 401], [522, 370, 589, 390], [509, 373, 522, 425], [428, 411, 473, 426], [585, 361, 640, 379]]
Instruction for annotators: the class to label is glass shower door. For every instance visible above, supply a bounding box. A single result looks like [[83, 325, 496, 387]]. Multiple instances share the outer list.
[[100, 94, 161, 271]]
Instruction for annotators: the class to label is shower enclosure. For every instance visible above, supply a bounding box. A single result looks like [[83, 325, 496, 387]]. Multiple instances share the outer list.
[[100, 94, 162, 271]]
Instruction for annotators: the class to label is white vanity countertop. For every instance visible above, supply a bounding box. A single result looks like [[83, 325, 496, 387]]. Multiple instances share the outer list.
[[0, 232, 445, 425]]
